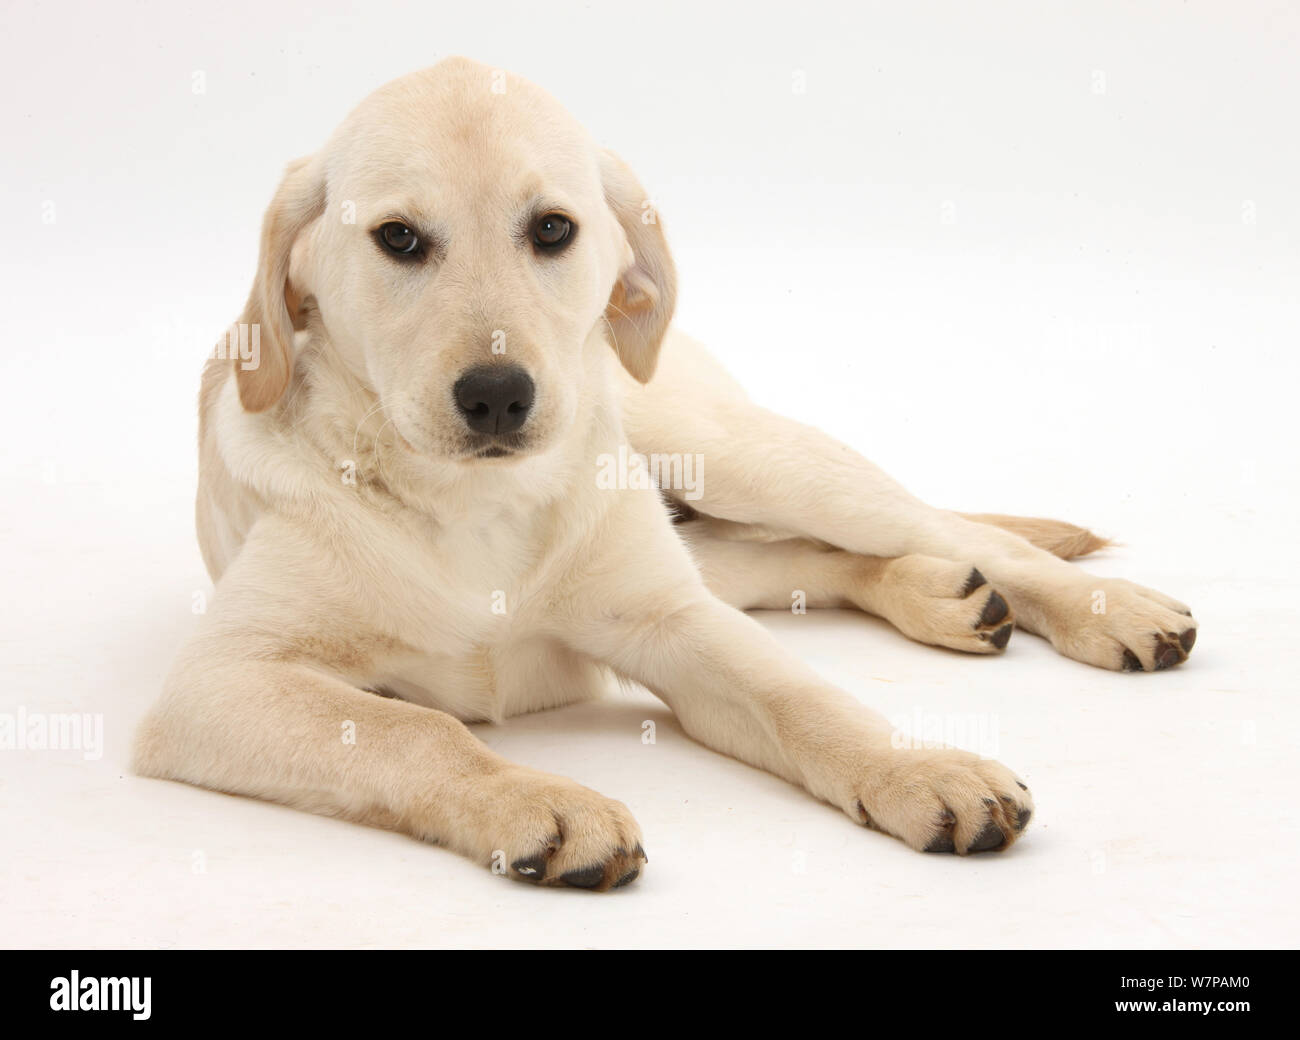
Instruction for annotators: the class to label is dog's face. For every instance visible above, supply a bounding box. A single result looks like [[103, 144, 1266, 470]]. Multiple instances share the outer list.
[[234, 58, 676, 463]]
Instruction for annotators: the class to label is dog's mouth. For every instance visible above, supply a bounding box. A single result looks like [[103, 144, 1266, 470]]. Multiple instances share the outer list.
[[461, 432, 529, 461], [389, 423, 527, 463]]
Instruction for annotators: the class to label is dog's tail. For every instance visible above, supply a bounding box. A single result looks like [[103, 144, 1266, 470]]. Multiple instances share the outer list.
[[958, 512, 1111, 560]]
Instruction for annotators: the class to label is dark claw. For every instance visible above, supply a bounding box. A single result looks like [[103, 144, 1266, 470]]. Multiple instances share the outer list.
[[990, 623, 1013, 650], [1154, 644, 1181, 670], [1016, 780, 1028, 791], [978, 592, 1010, 628], [611, 868, 640, 888], [510, 854, 549, 881], [962, 568, 988, 596], [633, 843, 647, 864], [1121, 649, 1143, 672], [559, 865, 607, 889], [925, 809, 958, 852], [1000, 795, 1031, 832], [1179, 628, 1197, 652], [968, 821, 1006, 852]]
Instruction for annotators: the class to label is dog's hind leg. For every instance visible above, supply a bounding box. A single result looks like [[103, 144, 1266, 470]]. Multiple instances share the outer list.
[[678, 518, 1015, 653], [627, 332, 1196, 671]]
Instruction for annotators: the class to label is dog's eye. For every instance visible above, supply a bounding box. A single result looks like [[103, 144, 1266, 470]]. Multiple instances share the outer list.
[[376, 221, 421, 257], [532, 213, 574, 251]]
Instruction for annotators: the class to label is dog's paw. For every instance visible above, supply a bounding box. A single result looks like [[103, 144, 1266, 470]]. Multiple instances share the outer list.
[[862, 556, 1015, 654], [1043, 577, 1197, 672], [477, 769, 646, 890], [847, 746, 1033, 854]]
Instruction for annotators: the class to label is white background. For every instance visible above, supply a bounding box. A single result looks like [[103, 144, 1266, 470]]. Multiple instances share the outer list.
[[1, 0, 1297, 948]]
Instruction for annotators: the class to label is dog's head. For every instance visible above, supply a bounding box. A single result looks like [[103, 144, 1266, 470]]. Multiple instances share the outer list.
[[234, 57, 675, 462]]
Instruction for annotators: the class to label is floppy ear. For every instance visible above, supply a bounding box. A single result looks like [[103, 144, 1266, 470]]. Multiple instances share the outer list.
[[235, 156, 325, 412], [599, 150, 677, 383]]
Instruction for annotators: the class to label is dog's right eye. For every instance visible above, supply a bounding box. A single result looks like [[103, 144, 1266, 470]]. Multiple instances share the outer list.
[[375, 221, 422, 258]]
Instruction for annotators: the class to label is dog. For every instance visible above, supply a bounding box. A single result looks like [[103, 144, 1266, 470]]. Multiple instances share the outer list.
[[133, 57, 1197, 890]]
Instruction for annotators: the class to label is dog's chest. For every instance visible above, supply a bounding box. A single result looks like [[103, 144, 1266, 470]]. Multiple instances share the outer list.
[[369, 498, 608, 720], [423, 506, 539, 606], [375, 638, 609, 722], [390, 487, 560, 605]]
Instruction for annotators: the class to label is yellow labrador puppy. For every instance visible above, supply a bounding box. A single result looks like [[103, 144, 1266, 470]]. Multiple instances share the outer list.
[[134, 58, 1196, 890]]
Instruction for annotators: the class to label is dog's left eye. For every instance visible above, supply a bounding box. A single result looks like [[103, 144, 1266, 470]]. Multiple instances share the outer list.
[[532, 213, 574, 251], [375, 221, 422, 258]]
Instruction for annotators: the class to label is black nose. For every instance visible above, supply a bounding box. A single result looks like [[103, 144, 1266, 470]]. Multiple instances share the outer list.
[[453, 365, 535, 435]]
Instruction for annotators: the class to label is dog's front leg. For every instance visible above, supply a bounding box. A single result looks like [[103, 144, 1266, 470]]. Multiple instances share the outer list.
[[134, 644, 647, 889], [565, 573, 1033, 854]]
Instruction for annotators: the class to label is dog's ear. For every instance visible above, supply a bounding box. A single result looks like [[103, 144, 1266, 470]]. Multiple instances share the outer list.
[[235, 156, 325, 412], [599, 150, 677, 384]]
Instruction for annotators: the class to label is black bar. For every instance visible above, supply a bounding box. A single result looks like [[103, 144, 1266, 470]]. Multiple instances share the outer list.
[[0, 950, 1281, 1027]]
